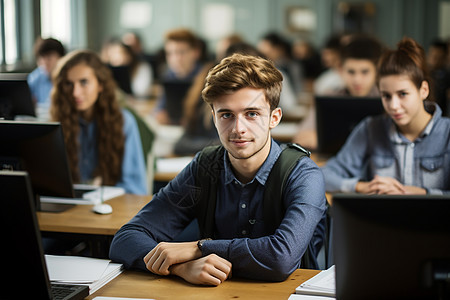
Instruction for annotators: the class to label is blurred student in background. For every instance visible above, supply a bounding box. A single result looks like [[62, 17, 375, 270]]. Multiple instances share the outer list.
[[257, 32, 301, 111], [313, 34, 345, 96], [333, 34, 384, 97], [28, 38, 66, 120], [51, 50, 148, 195], [322, 37, 450, 195], [154, 28, 203, 125], [258, 32, 304, 99], [293, 34, 384, 150], [101, 38, 153, 98], [292, 38, 323, 92], [215, 33, 244, 62], [427, 38, 450, 116]]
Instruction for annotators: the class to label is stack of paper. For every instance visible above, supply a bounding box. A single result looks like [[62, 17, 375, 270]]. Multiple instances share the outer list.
[[294, 265, 336, 298], [45, 255, 123, 294]]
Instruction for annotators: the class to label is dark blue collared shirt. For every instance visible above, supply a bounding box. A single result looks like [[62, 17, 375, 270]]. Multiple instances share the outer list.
[[110, 140, 327, 281]]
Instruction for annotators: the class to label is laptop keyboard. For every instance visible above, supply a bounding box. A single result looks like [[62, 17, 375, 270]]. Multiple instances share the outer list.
[[51, 284, 89, 300]]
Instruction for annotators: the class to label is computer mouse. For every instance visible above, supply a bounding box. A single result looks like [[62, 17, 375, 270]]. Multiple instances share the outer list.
[[92, 203, 113, 215]]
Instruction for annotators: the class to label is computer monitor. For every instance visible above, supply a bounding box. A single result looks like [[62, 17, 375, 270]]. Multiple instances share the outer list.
[[108, 65, 132, 95], [0, 120, 74, 200], [315, 96, 384, 155], [0, 73, 36, 120], [332, 193, 450, 299], [162, 80, 192, 124]]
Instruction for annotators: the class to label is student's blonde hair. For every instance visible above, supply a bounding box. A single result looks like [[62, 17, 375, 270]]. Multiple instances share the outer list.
[[202, 53, 283, 111]]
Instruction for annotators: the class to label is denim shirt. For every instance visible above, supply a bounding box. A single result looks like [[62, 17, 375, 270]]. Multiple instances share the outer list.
[[78, 109, 148, 195], [27, 66, 53, 105], [322, 102, 450, 195], [109, 140, 327, 281]]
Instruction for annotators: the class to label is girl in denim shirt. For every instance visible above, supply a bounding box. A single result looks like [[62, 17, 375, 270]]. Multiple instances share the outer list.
[[51, 50, 148, 195], [322, 37, 450, 195]]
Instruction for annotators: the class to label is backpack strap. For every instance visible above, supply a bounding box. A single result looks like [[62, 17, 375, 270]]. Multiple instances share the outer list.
[[263, 143, 319, 269], [263, 143, 310, 234], [195, 145, 225, 239]]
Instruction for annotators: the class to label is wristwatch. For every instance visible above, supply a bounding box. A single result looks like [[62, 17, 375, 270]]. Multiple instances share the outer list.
[[197, 238, 212, 252]]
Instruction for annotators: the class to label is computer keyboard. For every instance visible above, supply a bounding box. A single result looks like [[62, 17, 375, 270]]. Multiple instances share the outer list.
[[51, 284, 89, 300]]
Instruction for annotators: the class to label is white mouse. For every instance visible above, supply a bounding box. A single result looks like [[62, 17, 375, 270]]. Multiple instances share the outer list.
[[92, 203, 113, 215]]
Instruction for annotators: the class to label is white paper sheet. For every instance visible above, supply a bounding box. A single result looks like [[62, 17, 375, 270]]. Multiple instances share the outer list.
[[45, 255, 111, 283]]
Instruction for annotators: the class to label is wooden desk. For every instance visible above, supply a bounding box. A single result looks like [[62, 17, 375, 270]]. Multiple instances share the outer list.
[[87, 268, 320, 300], [37, 194, 150, 236], [37, 194, 150, 257]]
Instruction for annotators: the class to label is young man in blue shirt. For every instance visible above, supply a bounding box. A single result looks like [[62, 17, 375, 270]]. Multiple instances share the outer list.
[[110, 54, 327, 285], [28, 38, 66, 106]]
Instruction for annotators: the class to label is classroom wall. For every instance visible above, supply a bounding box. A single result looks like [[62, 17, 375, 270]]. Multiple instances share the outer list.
[[85, 0, 443, 55]]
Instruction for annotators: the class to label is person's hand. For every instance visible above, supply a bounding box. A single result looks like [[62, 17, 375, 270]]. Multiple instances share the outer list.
[[357, 175, 405, 194], [143, 241, 201, 276], [170, 254, 232, 286]]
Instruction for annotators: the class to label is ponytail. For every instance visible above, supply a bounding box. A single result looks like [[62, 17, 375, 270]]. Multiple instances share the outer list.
[[377, 37, 433, 101]]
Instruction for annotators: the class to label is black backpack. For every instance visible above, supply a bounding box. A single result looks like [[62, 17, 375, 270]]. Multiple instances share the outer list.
[[194, 143, 320, 269]]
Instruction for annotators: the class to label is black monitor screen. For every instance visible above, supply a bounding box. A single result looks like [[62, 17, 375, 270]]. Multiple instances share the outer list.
[[332, 194, 450, 299], [108, 65, 132, 94], [163, 80, 192, 124], [0, 170, 53, 298], [315, 96, 384, 155], [0, 73, 36, 120], [0, 121, 74, 198]]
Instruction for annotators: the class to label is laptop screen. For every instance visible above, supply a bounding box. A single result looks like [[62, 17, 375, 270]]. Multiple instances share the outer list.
[[0, 171, 53, 298]]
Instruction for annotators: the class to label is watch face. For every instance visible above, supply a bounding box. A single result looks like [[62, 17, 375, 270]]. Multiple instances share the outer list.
[[198, 238, 211, 250]]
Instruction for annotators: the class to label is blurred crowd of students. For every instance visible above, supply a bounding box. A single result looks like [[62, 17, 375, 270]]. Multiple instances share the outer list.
[[25, 28, 450, 195]]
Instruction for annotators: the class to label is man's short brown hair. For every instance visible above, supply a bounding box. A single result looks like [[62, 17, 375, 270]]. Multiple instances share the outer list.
[[202, 53, 283, 111], [165, 28, 199, 49]]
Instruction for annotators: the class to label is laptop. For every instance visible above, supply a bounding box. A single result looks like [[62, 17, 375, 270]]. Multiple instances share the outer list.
[[315, 96, 384, 156], [332, 193, 450, 299], [0, 170, 89, 299], [162, 80, 192, 124]]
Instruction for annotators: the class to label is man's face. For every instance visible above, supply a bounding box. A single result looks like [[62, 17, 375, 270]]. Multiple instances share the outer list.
[[38, 52, 61, 74], [164, 40, 198, 78], [341, 59, 377, 97], [212, 87, 281, 162]]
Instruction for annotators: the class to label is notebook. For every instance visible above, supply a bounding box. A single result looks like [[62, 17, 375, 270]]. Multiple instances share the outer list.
[[295, 265, 336, 297], [0, 170, 89, 299]]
